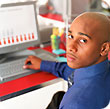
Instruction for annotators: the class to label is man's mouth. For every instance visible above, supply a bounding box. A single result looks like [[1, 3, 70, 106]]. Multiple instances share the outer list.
[[66, 53, 77, 62]]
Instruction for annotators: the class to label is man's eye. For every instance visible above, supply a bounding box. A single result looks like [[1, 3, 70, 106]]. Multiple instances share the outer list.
[[80, 39, 87, 43], [68, 35, 73, 39]]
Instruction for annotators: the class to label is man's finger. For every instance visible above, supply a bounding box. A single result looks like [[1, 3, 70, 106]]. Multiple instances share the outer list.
[[23, 65, 33, 69]]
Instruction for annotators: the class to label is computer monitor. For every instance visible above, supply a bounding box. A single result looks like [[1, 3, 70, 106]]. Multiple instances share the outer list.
[[0, 1, 40, 62]]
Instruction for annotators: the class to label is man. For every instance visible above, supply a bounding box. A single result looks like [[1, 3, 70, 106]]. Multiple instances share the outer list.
[[23, 12, 110, 109]]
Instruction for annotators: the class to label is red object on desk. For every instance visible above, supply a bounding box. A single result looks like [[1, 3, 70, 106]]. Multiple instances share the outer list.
[[0, 72, 57, 97]]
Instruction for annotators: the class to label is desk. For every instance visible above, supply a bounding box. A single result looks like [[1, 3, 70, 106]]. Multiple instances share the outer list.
[[0, 46, 67, 109]]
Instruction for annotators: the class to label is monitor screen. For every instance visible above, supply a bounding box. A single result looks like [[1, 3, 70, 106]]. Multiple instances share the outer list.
[[0, 1, 40, 56]]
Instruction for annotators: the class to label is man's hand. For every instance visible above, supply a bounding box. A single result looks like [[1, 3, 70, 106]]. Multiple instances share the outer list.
[[23, 55, 42, 70]]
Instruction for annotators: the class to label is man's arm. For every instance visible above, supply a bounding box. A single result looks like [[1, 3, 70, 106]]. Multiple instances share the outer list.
[[41, 60, 74, 80], [23, 55, 74, 80]]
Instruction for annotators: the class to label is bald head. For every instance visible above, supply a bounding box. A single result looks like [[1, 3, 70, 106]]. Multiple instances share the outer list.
[[73, 12, 110, 43], [67, 12, 110, 68]]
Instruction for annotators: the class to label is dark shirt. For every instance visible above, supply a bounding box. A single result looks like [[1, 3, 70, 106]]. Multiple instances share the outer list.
[[41, 59, 110, 109]]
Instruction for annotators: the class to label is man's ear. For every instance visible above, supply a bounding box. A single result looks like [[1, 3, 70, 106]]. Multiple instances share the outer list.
[[100, 42, 110, 56]]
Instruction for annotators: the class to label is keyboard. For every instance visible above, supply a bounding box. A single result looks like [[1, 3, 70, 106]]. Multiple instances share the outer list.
[[0, 48, 58, 83], [0, 58, 36, 83]]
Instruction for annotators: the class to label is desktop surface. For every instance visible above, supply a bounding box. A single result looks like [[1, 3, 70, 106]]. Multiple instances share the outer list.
[[0, 70, 57, 101]]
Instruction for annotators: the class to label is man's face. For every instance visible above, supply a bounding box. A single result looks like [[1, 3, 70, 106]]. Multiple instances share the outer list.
[[66, 18, 104, 69]]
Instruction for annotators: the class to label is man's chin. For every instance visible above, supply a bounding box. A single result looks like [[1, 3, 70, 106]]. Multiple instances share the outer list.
[[67, 62, 80, 69]]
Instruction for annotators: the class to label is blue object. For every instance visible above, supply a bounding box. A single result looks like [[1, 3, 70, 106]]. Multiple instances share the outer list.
[[52, 49, 66, 55]]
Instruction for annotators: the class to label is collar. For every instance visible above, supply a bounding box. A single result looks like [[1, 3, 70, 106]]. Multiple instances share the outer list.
[[74, 60, 110, 83]]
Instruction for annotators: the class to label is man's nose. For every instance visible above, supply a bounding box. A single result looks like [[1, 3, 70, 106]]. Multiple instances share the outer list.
[[67, 42, 78, 53]]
